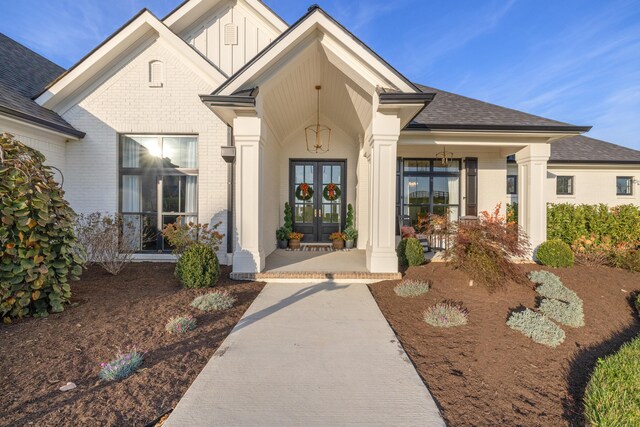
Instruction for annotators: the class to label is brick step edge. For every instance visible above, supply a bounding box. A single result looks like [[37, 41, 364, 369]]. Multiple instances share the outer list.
[[231, 272, 403, 281]]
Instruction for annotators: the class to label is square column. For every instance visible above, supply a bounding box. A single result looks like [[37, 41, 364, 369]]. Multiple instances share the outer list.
[[515, 144, 551, 255], [233, 114, 265, 273], [366, 111, 401, 273]]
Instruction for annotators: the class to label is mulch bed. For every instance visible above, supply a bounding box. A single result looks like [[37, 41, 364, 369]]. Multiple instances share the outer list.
[[369, 263, 640, 427], [0, 263, 264, 427]]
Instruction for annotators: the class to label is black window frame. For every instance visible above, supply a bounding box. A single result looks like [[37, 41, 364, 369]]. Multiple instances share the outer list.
[[118, 134, 199, 253], [556, 175, 574, 196], [397, 158, 462, 226], [506, 175, 518, 195], [616, 176, 634, 196]]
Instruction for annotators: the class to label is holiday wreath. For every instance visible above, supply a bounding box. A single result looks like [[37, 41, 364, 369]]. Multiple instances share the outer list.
[[295, 183, 314, 201], [323, 183, 341, 201]]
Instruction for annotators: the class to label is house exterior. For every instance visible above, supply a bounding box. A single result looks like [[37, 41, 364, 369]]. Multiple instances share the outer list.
[[1, 1, 639, 274]]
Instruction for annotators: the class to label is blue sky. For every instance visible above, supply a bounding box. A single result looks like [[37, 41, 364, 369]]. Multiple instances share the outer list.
[[3, 0, 640, 149]]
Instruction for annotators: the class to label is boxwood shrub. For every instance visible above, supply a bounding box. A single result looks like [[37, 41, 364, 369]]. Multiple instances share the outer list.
[[175, 244, 220, 288], [583, 335, 640, 427], [536, 239, 574, 268]]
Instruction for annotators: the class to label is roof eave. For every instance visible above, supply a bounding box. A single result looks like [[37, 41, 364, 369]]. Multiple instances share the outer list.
[[404, 124, 593, 133], [0, 106, 85, 139]]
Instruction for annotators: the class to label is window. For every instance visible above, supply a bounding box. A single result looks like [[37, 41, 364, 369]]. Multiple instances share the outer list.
[[506, 175, 517, 195], [398, 159, 461, 225], [616, 176, 633, 195], [120, 135, 198, 252], [556, 176, 574, 195]]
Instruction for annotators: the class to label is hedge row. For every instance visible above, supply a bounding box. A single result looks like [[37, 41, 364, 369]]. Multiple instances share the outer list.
[[547, 203, 640, 245]]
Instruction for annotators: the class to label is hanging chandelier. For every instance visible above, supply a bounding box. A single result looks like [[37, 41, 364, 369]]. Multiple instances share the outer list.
[[305, 85, 331, 154], [436, 145, 454, 167]]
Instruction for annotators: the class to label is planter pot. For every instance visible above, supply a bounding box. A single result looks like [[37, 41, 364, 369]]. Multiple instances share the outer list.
[[333, 239, 345, 250], [345, 240, 354, 249], [289, 239, 301, 250], [277, 239, 288, 249]]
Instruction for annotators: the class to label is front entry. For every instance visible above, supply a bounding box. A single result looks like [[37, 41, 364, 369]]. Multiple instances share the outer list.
[[290, 160, 346, 243]]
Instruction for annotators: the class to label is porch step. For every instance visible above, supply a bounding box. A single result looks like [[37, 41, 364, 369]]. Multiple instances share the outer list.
[[231, 271, 402, 281]]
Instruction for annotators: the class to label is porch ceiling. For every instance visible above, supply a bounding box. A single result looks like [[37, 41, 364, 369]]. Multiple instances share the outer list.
[[259, 41, 373, 142]]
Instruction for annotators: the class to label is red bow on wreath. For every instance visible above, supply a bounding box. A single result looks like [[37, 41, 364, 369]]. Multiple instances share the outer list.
[[300, 183, 310, 198], [327, 183, 336, 199]]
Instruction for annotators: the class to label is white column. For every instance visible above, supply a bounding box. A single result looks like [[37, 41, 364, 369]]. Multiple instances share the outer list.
[[366, 111, 401, 273], [515, 144, 551, 255], [232, 114, 265, 273]]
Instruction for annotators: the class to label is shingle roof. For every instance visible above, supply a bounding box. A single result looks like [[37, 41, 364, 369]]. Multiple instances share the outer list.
[[0, 33, 84, 137], [410, 84, 589, 131], [549, 135, 640, 163]]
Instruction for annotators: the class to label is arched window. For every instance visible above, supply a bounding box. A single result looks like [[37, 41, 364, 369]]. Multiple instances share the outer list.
[[149, 60, 164, 87]]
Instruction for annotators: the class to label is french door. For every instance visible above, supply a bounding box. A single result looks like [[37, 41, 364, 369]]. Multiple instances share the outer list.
[[290, 160, 346, 243]]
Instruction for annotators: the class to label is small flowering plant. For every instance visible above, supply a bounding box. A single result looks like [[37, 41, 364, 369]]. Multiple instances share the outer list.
[[165, 315, 197, 334], [423, 301, 469, 328], [99, 346, 144, 381], [288, 232, 304, 240], [329, 232, 345, 241]]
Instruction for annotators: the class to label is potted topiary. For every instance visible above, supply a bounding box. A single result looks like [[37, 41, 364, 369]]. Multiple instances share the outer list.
[[288, 232, 304, 250], [344, 226, 358, 249], [330, 231, 346, 250], [276, 226, 290, 249]]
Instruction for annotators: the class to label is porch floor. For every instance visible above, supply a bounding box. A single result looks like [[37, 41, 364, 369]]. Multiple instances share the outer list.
[[230, 249, 402, 281]]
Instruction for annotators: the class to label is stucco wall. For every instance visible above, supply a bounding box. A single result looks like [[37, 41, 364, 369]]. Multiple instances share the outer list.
[[60, 37, 230, 260]]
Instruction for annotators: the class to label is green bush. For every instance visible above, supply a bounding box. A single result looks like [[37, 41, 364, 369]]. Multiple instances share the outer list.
[[175, 244, 220, 288], [423, 302, 468, 327], [536, 239, 574, 267], [583, 335, 640, 427], [539, 298, 584, 328], [610, 249, 640, 273], [506, 308, 566, 347], [191, 290, 236, 312], [547, 203, 640, 246], [346, 203, 354, 229], [394, 280, 430, 297], [165, 315, 197, 334], [0, 134, 85, 321], [405, 238, 425, 266], [396, 239, 408, 266]]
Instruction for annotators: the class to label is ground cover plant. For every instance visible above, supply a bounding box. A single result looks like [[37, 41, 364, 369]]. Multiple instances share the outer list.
[[165, 315, 197, 334], [506, 308, 566, 347], [445, 203, 529, 291], [191, 290, 236, 312], [0, 263, 264, 426], [393, 280, 430, 297], [583, 335, 640, 427], [369, 263, 640, 426], [0, 134, 84, 321], [99, 347, 144, 381], [423, 301, 468, 328]]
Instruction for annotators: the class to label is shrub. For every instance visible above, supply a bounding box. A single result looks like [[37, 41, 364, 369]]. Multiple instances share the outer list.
[[610, 249, 640, 273], [529, 270, 581, 304], [445, 204, 530, 291], [405, 238, 425, 266], [175, 244, 220, 288], [506, 202, 518, 225], [423, 301, 469, 327], [396, 239, 408, 266], [572, 235, 613, 266], [162, 220, 223, 254], [99, 347, 144, 381], [636, 294, 640, 314], [536, 239, 574, 268], [276, 226, 289, 241], [394, 280, 430, 297], [284, 202, 293, 231], [344, 226, 358, 242], [583, 335, 640, 427], [506, 308, 566, 347], [539, 298, 585, 328], [0, 134, 85, 321], [165, 315, 197, 334], [547, 203, 640, 246], [191, 290, 236, 312], [346, 203, 354, 229]]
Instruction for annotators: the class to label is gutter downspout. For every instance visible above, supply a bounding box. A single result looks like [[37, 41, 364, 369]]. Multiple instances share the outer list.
[[226, 125, 234, 264]]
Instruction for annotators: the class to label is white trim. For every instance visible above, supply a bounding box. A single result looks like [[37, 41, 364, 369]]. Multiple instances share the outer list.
[[36, 10, 226, 111], [0, 113, 82, 140]]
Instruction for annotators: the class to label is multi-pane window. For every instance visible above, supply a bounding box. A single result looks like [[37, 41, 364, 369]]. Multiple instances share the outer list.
[[556, 176, 574, 195], [120, 135, 198, 252], [398, 159, 460, 224], [616, 176, 633, 195], [506, 175, 517, 195]]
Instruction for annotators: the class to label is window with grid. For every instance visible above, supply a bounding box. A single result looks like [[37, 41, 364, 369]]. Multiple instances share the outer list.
[[556, 176, 574, 195], [616, 176, 633, 195]]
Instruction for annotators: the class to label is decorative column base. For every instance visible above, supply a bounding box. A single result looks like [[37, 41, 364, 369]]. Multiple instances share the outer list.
[[233, 249, 265, 274]]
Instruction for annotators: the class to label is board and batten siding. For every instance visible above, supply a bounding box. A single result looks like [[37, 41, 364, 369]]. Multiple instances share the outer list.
[[183, 1, 279, 76]]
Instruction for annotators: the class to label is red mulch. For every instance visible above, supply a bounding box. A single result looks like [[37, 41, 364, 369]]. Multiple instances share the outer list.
[[369, 263, 640, 427], [0, 263, 264, 427]]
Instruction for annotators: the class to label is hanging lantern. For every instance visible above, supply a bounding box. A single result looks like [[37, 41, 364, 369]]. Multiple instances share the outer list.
[[305, 85, 331, 154], [436, 145, 454, 167]]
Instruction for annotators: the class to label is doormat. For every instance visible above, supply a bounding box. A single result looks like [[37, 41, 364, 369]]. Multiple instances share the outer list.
[[287, 245, 345, 252]]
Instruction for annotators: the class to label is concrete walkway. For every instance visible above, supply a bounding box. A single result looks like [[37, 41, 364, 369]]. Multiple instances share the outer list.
[[165, 282, 445, 426]]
